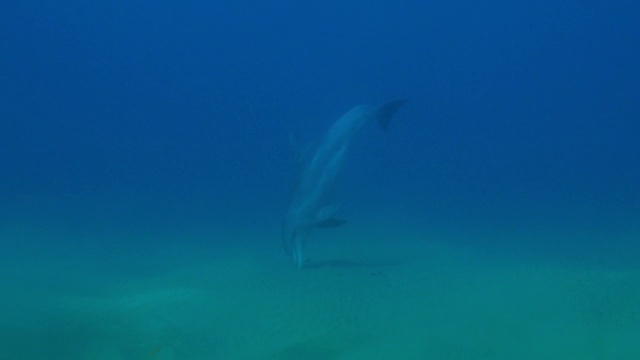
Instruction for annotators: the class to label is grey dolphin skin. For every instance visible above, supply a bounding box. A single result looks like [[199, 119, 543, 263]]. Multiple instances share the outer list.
[[282, 99, 406, 268]]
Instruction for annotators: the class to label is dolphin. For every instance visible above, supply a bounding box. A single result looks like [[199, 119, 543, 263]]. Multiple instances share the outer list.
[[282, 99, 406, 268]]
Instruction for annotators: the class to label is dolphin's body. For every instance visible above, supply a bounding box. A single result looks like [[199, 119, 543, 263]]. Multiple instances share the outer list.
[[282, 99, 406, 268]]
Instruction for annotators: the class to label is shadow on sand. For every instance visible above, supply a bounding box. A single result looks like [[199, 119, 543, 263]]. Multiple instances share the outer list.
[[305, 259, 401, 269]]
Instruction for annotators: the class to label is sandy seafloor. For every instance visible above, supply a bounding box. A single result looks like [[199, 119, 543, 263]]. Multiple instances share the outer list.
[[1, 221, 639, 360]]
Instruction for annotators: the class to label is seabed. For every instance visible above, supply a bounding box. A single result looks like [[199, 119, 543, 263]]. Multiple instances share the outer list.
[[1, 222, 639, 359]]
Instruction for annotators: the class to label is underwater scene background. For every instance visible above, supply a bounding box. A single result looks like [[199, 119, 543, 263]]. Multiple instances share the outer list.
[[1, 0, 639, 358]]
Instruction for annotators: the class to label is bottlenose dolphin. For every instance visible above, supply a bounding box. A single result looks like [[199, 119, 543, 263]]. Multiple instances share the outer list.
[[282, 99, 406, 268]]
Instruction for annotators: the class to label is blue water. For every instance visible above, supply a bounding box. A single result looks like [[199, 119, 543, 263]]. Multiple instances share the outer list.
[[2, 1, 639, 358]]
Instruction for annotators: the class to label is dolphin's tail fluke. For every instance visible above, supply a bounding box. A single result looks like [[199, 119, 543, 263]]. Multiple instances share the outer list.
[[376, 98, 407, 130]]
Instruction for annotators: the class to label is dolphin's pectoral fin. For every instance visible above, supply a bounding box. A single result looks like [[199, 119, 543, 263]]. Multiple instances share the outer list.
[[314, 204, 346, 228], [317, 204, 340, 220], [316, 217, 347, 228]]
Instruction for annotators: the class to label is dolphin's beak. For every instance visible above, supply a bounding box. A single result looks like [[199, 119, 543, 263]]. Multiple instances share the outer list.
[[283, 225, 305, 268], [291, 233, 305, 268]]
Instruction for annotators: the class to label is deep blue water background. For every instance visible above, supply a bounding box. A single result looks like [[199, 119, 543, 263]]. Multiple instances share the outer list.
[[2, 1, 639, 267]]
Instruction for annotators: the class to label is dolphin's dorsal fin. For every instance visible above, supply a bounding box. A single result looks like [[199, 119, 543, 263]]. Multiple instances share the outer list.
[[376, 98, 407, 130]]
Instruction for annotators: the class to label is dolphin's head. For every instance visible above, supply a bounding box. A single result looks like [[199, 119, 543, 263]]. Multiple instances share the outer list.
[[281, 209, 309, 267], [281, 217, 297, 258]]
